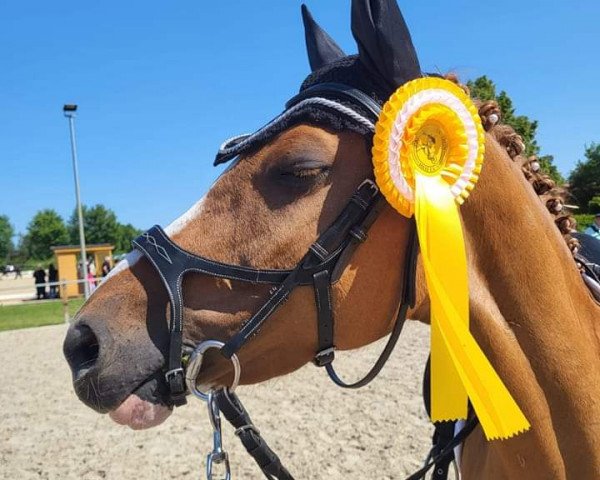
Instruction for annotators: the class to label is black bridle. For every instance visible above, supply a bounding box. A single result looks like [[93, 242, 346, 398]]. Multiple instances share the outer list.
[[131, 83, 469, 480], [132, 83, 420, 406]]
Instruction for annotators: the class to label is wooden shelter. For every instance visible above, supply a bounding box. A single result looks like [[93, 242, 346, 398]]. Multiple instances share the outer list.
[[51, 244, 114, 298]]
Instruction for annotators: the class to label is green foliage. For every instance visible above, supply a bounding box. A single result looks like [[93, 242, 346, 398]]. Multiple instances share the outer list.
[[569, 144, 600, 212], [0, 215, 14, 261], [574, 214, 595, 232], [14, 204, 141, 266], [23, 210, 69, 260], [68, 204, 141, 253], [589, 196, 600, 214], [466, 76, 564, 184], [115, 223, 142, 253], [538, 155, 565, 185], [68, 204, 120, 245], [466, 76, 496, 101]]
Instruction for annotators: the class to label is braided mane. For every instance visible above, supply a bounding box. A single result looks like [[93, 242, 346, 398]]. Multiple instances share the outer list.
[[444, 74, 580, 262]]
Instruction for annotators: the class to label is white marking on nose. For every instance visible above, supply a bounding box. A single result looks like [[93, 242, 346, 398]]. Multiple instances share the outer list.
[[103, 250, 142, 281], [93, 156, 240, 295], [165, 196, 206, 236], [96, 195, 207, 290]]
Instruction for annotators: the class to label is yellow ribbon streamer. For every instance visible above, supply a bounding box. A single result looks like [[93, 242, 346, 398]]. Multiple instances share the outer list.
[[416, 175, 530, 439], [372, 77, 530, 440]]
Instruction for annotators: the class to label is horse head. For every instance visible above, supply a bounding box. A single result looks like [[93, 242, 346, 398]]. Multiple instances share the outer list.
[[63, 0, 426, 429]]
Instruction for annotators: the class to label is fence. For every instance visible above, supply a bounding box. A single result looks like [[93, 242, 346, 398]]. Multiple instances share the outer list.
[[0, 277, 104, 323]]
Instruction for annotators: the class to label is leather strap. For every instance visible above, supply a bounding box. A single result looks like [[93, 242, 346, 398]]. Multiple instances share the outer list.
[[405, 417, 479, 480], [220, 180, 381, 359], [133, 180, 381, 401], [215, 390, 294, 480], [421, 355, 480, 480], [132, 226, 293, 405], [323, 219, 419, 388], [313, 269, 334, 366], [430, 422, 457, 480]]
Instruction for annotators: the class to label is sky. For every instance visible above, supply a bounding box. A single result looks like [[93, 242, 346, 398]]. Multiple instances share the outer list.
[[2, 0, 599, 239]]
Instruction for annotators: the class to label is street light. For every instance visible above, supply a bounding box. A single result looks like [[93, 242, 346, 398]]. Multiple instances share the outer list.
[[63, 104, 90, 299]]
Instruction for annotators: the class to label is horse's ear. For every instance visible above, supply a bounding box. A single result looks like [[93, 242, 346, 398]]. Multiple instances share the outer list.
[[351, 0, 421, 89], [301, 4, 345, 71]]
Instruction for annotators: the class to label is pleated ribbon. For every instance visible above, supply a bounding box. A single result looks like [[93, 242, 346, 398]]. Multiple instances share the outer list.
[[372, 78, 529, 440]]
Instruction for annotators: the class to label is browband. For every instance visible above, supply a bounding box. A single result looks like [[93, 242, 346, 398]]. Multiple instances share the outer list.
[[213, 82, 382, 166]]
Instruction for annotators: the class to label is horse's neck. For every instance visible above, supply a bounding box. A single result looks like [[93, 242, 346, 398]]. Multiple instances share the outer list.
[[459, 139, 600, 479]]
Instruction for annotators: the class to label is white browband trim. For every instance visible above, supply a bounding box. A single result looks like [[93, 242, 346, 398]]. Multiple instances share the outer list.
[[217, 97, 376, 158]]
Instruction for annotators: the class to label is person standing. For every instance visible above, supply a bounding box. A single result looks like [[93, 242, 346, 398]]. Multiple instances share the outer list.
[[87, 257, 97, 293], [101, 256, 111, 277], [584, 213, 600, 240], [48, 263, 58, 298], [33, 265, 46, 300]]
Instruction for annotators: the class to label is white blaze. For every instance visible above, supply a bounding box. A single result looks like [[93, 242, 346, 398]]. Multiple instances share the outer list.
[[97, 157, 238, 291], [100, 196, 206, 286]]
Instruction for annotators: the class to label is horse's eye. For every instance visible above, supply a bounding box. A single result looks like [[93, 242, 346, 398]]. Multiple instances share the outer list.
[[274, 161, 330, 188], [286, 166, 328, 179]]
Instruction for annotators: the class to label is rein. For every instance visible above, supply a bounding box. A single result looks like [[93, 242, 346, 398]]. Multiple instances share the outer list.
[[132, 83, 471, 479]]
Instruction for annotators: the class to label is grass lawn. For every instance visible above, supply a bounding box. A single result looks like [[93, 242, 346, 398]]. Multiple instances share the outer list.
[[0, 298, 85, 332]]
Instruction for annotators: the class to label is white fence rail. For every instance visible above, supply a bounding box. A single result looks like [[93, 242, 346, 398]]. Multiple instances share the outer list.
[[0, 278, 103, 323]]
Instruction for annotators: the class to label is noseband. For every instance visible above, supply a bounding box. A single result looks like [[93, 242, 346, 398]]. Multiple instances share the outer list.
[[132, 83, 428, 479]]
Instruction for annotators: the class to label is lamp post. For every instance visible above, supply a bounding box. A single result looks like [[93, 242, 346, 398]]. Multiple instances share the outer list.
[[63, 104, 90, 299]]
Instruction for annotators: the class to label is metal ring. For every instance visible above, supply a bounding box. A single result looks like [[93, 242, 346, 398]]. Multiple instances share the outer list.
[[185, 340, 241, 401]]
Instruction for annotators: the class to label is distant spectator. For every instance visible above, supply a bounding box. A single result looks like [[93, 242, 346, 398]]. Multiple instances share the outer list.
[[87, 257, 97, 293], [33, 265, 46, 300], [15, 265, 21, 278], [101, 256, 111, 277], [48, 263, 58, 298], [584, 214, 600, 240]]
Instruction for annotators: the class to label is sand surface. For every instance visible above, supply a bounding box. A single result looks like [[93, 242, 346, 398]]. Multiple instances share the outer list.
[[0, 322, 433, 479]]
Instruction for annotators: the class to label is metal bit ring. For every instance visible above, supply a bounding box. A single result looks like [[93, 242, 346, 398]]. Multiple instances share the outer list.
[[185, 340, 241, 401]]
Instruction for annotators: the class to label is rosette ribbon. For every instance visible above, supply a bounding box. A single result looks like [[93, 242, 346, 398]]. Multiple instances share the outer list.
[[372, 78, 529, 440]]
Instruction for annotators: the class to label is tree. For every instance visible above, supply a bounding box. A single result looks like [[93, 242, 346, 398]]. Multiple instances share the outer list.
[[0, 215, 14, 261], [538, 155, 564, 187], [467, 76, 564, 183], [115, 223, 142, 253], [589, 197, 600, 214], [68, 204, 119, 246], [24, 210, 69, 260], [68, 204, 141, 253], [569, 143, 600, 212]]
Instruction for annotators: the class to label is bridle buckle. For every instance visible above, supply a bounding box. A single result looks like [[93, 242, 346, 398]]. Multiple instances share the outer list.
[[358, 179, 379, 197], [314, 346, 336, 367], [164, 367, 186, 405]]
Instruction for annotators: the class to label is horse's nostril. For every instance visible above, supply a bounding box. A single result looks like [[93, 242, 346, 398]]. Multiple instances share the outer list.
[[63, 324, 100, 380]]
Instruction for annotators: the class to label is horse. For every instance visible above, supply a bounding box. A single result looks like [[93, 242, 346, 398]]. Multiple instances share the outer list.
[[63, 1, 600, 478]]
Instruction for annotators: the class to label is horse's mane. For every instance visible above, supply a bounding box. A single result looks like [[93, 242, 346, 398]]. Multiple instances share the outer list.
[[444, 74, 580, 263]]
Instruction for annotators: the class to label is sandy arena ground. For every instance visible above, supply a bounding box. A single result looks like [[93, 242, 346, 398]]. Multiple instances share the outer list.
[[0, 274, 37, 305], [0, 321, 433, 479]]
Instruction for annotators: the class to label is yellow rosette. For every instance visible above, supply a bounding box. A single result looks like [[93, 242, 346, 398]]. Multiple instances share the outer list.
[[372, 77, 529, 440]]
